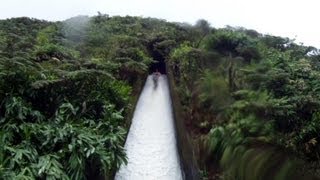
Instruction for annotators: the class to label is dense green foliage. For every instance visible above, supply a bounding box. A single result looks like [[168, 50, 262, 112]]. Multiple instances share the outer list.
[[1, 15, 320, 179], [167, 23, 320, 179]]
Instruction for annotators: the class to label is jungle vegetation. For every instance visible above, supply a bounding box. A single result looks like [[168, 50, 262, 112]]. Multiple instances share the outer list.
[[0, 14, 320, 179]]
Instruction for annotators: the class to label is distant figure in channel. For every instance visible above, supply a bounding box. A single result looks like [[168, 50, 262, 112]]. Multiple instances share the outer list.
[[153, 69, 161, 89]]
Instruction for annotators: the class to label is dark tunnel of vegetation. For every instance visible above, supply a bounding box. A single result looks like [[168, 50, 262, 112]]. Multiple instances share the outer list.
[[149, 59, 166, 74], [148, 41, 167, 74]]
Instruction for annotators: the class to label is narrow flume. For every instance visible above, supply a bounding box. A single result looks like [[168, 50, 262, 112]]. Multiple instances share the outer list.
[[115, 75, 183, 180]]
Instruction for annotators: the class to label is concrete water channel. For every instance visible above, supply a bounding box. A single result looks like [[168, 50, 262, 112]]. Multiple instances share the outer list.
[[115, 75, 183, 180]]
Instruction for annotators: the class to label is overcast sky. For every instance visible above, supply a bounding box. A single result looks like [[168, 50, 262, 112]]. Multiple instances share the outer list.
[[0, 0, 319, 48]]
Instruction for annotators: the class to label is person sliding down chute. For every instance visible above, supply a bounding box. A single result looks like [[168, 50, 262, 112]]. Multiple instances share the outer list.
[[152, 70, 161, 89]]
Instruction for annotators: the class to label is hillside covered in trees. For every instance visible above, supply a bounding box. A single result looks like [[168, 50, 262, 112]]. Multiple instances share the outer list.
[[0, 14, 320, 179]]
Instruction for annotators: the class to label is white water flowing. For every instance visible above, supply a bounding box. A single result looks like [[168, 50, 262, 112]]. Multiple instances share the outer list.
[[115, 75, 183, 180]]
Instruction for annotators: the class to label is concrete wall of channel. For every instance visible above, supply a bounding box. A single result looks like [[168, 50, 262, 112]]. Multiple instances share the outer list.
[[166, 63, 200, 180]]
